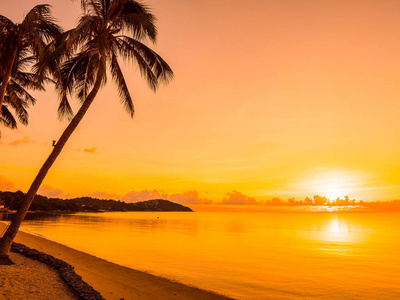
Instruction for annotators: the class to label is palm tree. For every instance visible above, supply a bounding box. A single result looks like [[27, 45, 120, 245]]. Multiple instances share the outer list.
[[0, 54, 50, 136], [0, 0, 173, 263], [0, 5, 62, 111], [1, 87, 32, 135]]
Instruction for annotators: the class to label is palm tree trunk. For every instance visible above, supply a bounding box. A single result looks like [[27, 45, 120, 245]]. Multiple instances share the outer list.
[[0, 77, 102, 262], [0, 46, 18, 109]]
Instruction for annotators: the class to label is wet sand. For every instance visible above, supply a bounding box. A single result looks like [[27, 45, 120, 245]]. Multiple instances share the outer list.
[[0, 222, 232, 300]]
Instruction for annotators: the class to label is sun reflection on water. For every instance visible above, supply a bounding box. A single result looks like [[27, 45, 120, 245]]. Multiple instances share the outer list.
[[328, 217, 348, 234], [312, 216, 363, 256]]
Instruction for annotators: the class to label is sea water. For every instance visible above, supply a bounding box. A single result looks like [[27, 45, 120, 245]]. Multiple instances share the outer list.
[[10, 207, 400, 299]]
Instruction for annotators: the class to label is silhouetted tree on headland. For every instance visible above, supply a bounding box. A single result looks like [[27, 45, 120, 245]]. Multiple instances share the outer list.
[[0, 0, 173, 264], [0, 191, 192, 213]]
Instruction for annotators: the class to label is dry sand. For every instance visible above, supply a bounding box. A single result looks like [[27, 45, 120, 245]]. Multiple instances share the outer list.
[[0, 222, 233, 300], [0, 252, 79, 300]]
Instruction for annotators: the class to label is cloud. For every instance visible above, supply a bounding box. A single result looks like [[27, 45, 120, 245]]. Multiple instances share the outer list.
[[9, 136, 36, 146], [38, 184, 72, 199], [120, 189, 168, 203], [169, 190, 213, 205], [83, 147, 97, 153], [0, 176, 15, 191], [88, 191, 117, 200], [222, 190, 259, 205]]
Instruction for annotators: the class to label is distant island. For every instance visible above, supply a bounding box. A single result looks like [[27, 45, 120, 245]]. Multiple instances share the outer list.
[[2, 191, 400, 213], [0, 191, 193, 212]]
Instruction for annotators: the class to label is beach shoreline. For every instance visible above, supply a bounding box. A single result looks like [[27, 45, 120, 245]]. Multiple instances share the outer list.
[[0, 222, 233, 300]]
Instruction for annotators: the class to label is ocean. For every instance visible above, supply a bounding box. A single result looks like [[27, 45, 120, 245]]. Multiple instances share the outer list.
[[6, 207, 400, 299]]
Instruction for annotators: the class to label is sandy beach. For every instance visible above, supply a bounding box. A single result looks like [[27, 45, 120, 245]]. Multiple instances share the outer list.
[[1, 252, 79, 300], [0, 222, 232, 300]]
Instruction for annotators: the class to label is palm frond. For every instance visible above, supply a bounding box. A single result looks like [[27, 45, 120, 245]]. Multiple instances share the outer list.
[[19, 5, 63, 57], [7, 80, 37, 106], [16, 55, 37, 70], [59, 50, 95, 100], [110, 52, 134, 116], [76, 54, 99, 102], [67, 16, 100, 52], [0, 105, 18, 129], [4, 91, 29, 125], [0, 15, 14, 29], [57, 93, 74, 121], [13, 72, 46, 91], [116, 36, 173, 90], [109, 0, 157, 42], [33, 30, 74, 82]]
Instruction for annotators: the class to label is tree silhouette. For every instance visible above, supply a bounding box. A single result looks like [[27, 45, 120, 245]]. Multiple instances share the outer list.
[[0, 53, 52, 136], [0, 5, 61, 112], [0, 0, 172, 264]]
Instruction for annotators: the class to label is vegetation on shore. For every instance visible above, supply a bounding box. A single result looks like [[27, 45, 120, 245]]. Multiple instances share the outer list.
[[0, 191, 192, 212]]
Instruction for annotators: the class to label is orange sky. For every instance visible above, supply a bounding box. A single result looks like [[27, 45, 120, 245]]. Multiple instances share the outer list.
[[1, 0, 400, 204]]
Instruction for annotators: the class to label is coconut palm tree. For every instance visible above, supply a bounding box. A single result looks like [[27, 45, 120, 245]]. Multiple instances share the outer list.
[[0, 54, 50, 136], [0, 0, 173, 263], [0, 4, 62, 111]]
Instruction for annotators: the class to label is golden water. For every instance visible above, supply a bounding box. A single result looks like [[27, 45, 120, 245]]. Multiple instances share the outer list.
[[17, 209, 400, 299]]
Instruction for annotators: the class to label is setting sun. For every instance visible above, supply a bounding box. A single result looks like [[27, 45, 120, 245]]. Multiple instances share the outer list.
[[293, 170, 365, 201], [318, 178, 349, 201]]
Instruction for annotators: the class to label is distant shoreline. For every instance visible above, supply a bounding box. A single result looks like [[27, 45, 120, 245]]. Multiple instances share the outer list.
[[0, 191, 193, 212]]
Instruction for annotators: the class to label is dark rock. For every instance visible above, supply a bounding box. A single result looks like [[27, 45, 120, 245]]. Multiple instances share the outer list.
[[11, 243, 105, 300]]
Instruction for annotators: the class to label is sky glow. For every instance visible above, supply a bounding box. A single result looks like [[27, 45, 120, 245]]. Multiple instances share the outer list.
[[1, 0, 400, 204]]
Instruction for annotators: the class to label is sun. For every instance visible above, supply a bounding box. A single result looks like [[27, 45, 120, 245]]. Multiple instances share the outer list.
[[320, 179, 348, 201], [294, 170, 362, 201]]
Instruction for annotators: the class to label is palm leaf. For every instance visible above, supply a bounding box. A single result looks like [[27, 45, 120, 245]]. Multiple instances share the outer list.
[[7, 80, 37, 106], [116, 36, 173, 90], [110, 52, 134, 116], [4, 91, 29, 125], [0, 105, 18, 129], [108, 0, 157, 42]]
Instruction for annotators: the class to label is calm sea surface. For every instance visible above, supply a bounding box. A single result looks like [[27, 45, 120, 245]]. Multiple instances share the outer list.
[[6, 208, 400, 299]]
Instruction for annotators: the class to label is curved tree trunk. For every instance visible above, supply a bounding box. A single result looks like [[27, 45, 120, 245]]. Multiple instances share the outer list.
[[0, 46, 18, 109], [0, 77, 102, 263]]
